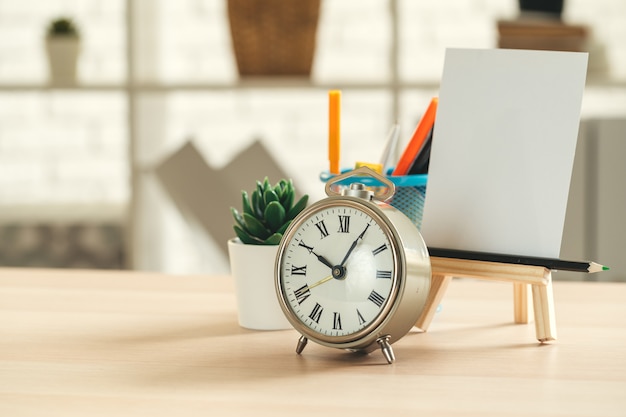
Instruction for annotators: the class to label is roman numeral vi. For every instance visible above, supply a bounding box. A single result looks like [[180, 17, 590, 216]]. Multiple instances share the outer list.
[[333, 312, 342, 330]]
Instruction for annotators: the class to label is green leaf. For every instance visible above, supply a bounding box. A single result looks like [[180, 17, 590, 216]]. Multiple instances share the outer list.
[[263, 188, 279, 206], [281, 180, 295, 209], [279, 180, 287, 194], [234, 177, 306, 244], [274, 183, 284, 199], [251, 189, 263, 218], [287, 195, 309, 220], [254, 181, 266, 212], [264, 201, 286, 232], [280, 189, 294, 212], [259, 178, 270, 199], [277, 220, 292, 235], [233, 225, 261, 244], [231, 207, 246, 230], [286, 179, 294, 192], [263, 233, 283, 245], [243, 212, 270, 239], [241, 191, 254, 217]]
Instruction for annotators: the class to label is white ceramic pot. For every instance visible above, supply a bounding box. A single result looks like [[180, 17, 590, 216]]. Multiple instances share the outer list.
[[45, 37, 80, 84], [228, 238, 291, 330]]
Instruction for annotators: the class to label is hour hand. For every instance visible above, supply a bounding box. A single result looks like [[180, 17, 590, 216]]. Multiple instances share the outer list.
[[299, 241, 333, 269], [313, 253, 333, 269]]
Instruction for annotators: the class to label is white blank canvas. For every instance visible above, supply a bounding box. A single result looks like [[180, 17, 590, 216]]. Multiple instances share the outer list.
[[421, 48, 588, 257]]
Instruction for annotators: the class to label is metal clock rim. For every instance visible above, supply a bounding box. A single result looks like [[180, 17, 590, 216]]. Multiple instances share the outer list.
[[275, 195, 408, 349]]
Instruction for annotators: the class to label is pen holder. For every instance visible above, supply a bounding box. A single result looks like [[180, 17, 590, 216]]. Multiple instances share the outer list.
[[320, 169, 428, 230]]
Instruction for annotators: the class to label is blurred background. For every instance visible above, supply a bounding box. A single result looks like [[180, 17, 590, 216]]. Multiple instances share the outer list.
[[0, 0, 624, 280]]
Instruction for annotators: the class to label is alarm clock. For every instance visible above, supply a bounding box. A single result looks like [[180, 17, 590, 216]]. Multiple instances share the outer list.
[[275, 167, 431, 363]]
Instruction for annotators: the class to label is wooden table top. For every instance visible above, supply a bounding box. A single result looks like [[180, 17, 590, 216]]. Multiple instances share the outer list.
[[1, 267, 625, 416]]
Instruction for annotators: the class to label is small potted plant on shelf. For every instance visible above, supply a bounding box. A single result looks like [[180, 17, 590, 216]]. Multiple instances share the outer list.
[[45, 17, 81, 84], [518, 0, 564, 19], [228, 177, 308, 330]]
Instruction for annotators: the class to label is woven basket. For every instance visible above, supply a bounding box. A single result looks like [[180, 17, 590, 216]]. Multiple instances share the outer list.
[[227, 0, 320, 77]]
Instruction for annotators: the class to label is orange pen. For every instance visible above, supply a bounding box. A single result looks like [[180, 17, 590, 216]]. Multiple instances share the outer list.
[[328, 90, 341, 175], [392, 97, 438, 176]]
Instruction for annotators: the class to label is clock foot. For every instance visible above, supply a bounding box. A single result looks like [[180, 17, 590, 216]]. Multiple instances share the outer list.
[[376, 335, 395, 364], [295, 335, 308, 354]]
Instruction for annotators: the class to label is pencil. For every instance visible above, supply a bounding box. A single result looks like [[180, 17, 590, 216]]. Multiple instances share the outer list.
[[328, 90, 341, 175], [428, 247, 609, 273], [406, 125, 433, 175], [392, 97, 438, 176], [379, 123, 400, 174]]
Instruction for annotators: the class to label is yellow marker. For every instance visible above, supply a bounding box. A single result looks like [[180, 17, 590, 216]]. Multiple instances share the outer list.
[[328, 90, 341, 174], [355, 161, 383, 174]]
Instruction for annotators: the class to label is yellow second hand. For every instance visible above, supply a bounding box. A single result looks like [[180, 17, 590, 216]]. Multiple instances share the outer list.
[[308, 274, 334, 290]]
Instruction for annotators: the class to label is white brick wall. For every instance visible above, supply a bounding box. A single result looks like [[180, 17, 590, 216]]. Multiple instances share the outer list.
[[566, 0, 626, 79], [399, 0, 517, 81], [0, 0, 624, 272], [160, 90, 392, 202], [1, 0, 625, 211], [0, 0, 125, 83], [0, 92, 127, 205]]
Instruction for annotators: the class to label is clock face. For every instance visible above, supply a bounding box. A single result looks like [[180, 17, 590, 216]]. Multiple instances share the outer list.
[[277, 199, 400, 341]]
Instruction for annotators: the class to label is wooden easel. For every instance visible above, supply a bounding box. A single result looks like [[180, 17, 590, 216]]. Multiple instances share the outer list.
[[416, 257, 556, 342]]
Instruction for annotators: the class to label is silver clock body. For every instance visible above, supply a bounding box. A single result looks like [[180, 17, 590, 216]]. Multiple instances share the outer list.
[[275, 193, 431, 356]]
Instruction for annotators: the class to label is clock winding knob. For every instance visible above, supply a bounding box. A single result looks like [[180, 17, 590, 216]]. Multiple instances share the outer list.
[[343, 183, 374, 200]]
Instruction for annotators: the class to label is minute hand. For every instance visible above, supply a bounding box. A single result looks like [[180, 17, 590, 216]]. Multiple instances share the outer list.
[[339, 224, 370, 266]]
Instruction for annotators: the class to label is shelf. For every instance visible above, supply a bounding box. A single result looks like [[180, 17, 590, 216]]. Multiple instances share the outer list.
[[0, 83, 126, 92], [0, 203, 126, 223], [0, 80, 438, 93], [217, 78, 626, 91], [131, 79, 441, 92], [2, 78, 624, 94], [1, 0, 624, 274]]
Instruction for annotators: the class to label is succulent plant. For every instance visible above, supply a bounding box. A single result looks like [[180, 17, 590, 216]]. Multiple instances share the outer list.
[[47, 17, 80, 38], [231, 177, 308, 245]]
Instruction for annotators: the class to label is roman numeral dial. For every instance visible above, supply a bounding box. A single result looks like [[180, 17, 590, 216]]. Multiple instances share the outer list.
[[368, 290, 386, 307], [291, 265, 307, 276], [315, 220, 329, 238], [309, 303, 323, 323], [294, 284, 311, 305], [277, 203, 396, 338]]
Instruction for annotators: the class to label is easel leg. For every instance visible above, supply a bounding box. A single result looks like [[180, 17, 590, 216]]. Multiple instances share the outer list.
[[531, 273, 557, 342], [429, 257, 555, 341], [513, 283, 534, 324], [415, 274, 452, 331]]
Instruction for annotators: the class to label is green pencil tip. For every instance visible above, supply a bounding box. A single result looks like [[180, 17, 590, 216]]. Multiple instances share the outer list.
[[603, 266, 610, 271]]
